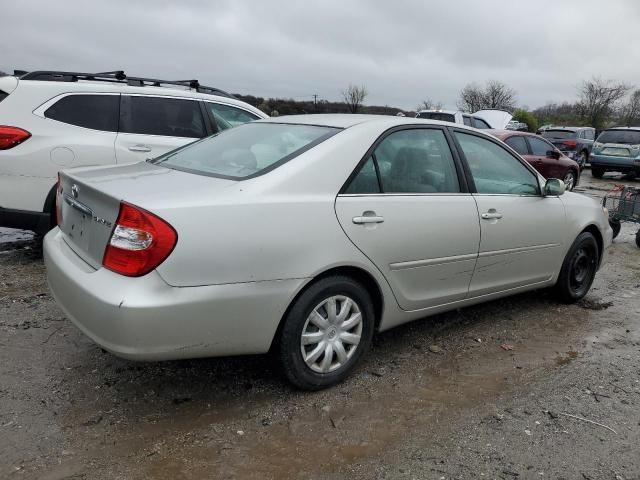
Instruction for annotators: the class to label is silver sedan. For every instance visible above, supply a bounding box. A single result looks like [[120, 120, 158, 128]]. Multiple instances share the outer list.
[[44, 114, 613, 389]]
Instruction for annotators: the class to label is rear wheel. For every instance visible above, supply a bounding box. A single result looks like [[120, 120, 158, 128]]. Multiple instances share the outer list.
[[563, 170, 577, 191], [278, 275, 375, 390], [591, 167, 605, 178], [610, 219, 621, 239], [554, 232, 599, 303]]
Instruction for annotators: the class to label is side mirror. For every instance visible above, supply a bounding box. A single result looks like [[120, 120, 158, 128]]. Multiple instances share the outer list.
[[543, 178, 566, 196], [546, 150, 561, 160]]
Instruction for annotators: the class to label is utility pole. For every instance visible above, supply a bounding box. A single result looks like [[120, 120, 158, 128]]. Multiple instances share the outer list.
[[312, 94, 318, 112]]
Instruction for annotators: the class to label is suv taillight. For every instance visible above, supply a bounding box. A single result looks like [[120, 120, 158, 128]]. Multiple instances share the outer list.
[[103, 202, 177, 277], [562, 140, 577, 149], [55, 174, 62, 226], [0, 126, 30, 150]]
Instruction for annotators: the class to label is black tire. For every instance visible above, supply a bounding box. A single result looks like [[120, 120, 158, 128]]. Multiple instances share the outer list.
[[579, 151, 588, 169], [278, 275, 375, 390], [610, 220, 621, 239], [636, 229, 640, 248], [591, 167, 605, 178], [554, 232, 599, 303]]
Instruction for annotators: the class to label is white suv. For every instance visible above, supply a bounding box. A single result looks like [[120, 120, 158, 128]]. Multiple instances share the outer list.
[[0, 70, 267, 235]]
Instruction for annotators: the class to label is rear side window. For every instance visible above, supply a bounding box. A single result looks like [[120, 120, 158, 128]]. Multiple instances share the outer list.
[[505, 136, 528, 155], [454, 132, 539, 195], [584, 129, 595, 140], [472, 117, 491, 129], [463, 116, 472, 126], [416, 112, 456, 123], [345, 129, 460, 194], [121, 96, 205, 138], [45, 94, 119, 132], [154, 122, 339, 179], [206, 103, 260, 131]]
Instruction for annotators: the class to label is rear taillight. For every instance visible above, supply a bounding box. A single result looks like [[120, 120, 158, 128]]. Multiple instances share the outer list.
[[103, 202, 177, 277], [55, 174, 62, 226], [0, 126, 30, 150], [562, 140, 577, 149]]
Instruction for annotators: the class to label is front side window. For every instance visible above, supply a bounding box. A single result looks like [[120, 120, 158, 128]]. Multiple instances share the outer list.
[[505, 136, 529, 155], [207, 103, 260, 131], [154, 122, 339, 179], [121, 96, 205, 138], [454, 132, 540, 195], [346, 129, 460, 194], [45, 94, 119, 132], [528, 136, 553, 156]]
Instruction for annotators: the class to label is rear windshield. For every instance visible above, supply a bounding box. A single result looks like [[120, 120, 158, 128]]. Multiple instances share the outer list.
[[153, 122, 340, 179], [542, 130, 576, 139], [597, 129, 640, 145], [416, 112, 456, 123]]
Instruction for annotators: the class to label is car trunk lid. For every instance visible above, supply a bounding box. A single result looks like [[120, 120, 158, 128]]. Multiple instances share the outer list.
[[57, 161, 235, 269]]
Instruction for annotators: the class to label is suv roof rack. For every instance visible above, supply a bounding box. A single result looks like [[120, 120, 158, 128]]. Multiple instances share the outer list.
[[16, 70, 235, 99]]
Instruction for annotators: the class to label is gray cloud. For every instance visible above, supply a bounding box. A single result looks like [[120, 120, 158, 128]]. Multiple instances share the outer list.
[[2, 0, 639, 110]]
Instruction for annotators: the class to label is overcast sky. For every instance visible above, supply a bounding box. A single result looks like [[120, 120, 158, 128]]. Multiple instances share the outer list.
[[3, 0, 639, 110]]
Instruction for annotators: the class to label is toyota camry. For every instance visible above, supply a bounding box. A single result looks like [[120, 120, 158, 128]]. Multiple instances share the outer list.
[[44, 115, 613, 390]]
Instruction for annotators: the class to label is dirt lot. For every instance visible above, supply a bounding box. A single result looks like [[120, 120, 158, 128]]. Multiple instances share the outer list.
[[1, 172, 639, 480]]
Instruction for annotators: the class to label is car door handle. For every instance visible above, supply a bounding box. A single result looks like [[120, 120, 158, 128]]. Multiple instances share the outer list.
[[481, 212, 503, 220], [128, 145, 151, 153], [353, 214, 384, 224]]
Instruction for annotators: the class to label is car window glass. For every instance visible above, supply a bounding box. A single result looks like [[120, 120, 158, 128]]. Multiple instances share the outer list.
[[372, 129, 459, 193], [463, 116, 472, 126], [155, 123, 338, 179], [121, 96, 205, 138], [505, 136, 528, 155], [207, 103, 260, 131], [416, 112, 456, 123], [472, 117, 491, 129], [585, 130, 595, 140], [344, 157, 380, 194], [454, 132, 540, 195], [45, 94, 119, 132], [528, 136, 553, 156]]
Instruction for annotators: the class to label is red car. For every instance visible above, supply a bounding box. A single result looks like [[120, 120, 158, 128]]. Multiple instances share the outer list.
[[489, 130, 580, 191]]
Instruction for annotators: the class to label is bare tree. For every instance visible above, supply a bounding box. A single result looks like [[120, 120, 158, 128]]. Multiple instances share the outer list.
[[417, 98, 443, 111], [342, 84, 368, 113], [577, 77, 630, 129], [457, 80, 516, 112], [620, 89, 640, 126]]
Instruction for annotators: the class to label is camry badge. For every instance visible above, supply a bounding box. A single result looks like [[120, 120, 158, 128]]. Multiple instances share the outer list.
[[71, 184, 79, 198]]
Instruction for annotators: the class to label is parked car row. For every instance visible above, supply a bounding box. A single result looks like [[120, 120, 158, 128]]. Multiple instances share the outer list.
[[0, 70, 267, 236], [1, 70, 613, 390]]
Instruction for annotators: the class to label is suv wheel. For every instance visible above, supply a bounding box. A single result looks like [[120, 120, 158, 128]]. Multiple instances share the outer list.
[[554, 232, 599, 303], [591, 167, 605, 178], [278, 275, 375, 390]]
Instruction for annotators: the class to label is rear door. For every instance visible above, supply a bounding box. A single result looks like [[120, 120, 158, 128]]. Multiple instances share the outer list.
[[335, 126, 480, 311], [115, 95, 208, 164], [452, 130, 565, 296]]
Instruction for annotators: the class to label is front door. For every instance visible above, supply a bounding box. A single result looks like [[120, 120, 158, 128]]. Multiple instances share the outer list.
[[115, 95, 206, 164], [527, 135, 564, 179], [335, 127, 480, 311], [453, 130, 566, 297]]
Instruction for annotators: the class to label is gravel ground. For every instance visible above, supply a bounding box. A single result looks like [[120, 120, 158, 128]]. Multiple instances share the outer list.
[[1, 172, 639, 480]]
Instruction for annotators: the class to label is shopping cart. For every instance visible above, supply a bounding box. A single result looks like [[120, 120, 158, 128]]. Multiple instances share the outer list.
[[602, 184, 640, 248]]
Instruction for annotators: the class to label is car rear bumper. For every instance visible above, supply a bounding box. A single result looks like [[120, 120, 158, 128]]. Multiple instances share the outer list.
[[0, 206, 51, 234], [590, 154, 640, 170], [44, 228, 305, 360]]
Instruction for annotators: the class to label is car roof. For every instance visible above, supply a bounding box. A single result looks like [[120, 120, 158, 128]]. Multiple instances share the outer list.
[[260, 113, 473, 129]]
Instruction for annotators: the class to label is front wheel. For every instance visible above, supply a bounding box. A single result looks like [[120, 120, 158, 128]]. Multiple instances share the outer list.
[[563, 170, 578, 191], [591, 167, 605, 178], [554, 232, 599, 303], [278, 275, 375, 390]]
